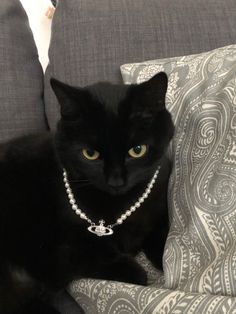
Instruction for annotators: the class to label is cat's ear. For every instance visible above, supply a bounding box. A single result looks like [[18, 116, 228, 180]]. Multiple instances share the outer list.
[[139, 72, 168, 110], [50, 78, 90, 119], [127, 72, 168, 120]]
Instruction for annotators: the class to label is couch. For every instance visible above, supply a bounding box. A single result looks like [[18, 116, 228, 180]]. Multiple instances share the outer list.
[[1, 0, 236, 313]]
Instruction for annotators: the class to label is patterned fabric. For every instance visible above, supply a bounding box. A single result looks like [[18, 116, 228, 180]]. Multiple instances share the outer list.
[[69, 45, 236, 313], [70, 279, 236, 314], [121, 44, 236, 295]]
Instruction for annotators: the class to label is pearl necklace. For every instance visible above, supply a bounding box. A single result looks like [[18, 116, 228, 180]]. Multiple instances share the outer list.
[[63, 167, 160, 237]]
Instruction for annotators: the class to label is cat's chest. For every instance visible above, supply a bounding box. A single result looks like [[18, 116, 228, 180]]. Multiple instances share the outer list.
[[58, 186, 159, 253], [6, 164, 159, 255], [62, 186, 157, 229]]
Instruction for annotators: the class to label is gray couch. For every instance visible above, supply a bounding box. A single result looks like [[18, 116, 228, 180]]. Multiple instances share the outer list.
[[1, 0, 236, 313]]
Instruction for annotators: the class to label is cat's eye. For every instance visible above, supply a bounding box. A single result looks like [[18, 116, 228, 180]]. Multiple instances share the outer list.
[[128, 145, 147, 158], [82, 149, 100, 160]]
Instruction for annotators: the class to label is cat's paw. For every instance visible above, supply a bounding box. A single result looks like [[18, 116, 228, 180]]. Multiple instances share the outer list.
[[122, 259, 147, 285], [107, 256, 148, 286]]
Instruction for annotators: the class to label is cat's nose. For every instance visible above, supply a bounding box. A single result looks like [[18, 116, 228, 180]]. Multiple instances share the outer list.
[[107, 175, 125, 188], [107, 167, 125, 188]]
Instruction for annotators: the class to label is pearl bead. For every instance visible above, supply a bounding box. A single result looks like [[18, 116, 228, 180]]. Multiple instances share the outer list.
[[126, 210, 131, 216], [65, 182, 69, 188], [135, 202, 141, 208], [76, 209, 81, 215], [139, 197, 144, 203], [80, 213, 86, 219], [121, 214, 127, 220], [68, 193, 74, 199], [130, 206, 136, 212], [72, 204, 78, 210], [117, 218, 123, 224], [69, 199, 75, 205]]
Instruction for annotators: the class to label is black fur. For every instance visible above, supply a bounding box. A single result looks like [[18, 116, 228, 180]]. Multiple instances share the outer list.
[[0, 73, 174, 314]]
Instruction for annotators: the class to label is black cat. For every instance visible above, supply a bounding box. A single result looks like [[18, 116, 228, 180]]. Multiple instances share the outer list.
[[0, 72, 174, 314]]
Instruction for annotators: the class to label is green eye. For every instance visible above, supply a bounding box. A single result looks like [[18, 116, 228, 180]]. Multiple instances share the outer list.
[[128, 145, 147, 158], [82, 149, 100, 160]]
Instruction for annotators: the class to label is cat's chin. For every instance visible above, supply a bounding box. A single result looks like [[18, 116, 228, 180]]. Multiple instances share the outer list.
[[99, 182, 145, 196], [92, 178, 150, 196], [108, 188, 127, 196], [92, 183, 132, 196], [101, 186, 129, 196]]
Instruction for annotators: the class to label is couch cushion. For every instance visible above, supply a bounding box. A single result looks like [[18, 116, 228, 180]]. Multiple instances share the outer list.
[[44, 0, 236, 130], [70, 279, 236, 314], [0, 0, 48, 143], [120, 44, 236, 295]]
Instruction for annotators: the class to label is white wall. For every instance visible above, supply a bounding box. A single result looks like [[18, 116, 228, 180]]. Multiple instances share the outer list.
[[19, 0, 52, 71]]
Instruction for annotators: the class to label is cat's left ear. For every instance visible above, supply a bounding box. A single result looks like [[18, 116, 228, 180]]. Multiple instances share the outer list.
[[139, 72, 168, 110]]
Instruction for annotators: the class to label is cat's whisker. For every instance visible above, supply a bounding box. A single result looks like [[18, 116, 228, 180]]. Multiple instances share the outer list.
[[74, 182, 92, 188], [69, 179, 90, 183]]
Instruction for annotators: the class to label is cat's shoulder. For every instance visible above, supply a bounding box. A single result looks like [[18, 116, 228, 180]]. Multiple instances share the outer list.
[[158, 154, 172, 183]]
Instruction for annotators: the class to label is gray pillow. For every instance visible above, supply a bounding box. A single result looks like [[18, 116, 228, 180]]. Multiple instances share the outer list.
[[44, 0, 236, 130], [0, 0, 48, 143], [120, 44, 236, 296]]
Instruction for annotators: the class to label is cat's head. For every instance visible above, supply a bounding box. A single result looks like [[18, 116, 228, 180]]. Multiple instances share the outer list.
[[51, 73, 174, 195]]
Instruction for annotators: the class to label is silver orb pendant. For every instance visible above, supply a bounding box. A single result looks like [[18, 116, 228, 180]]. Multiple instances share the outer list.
[[88, 220, 113, 237]]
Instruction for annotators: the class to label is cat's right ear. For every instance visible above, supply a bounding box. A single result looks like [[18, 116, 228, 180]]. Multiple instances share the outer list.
[[50, 78, 78, 119], [50, 78, 90, 119], [51, 78, 73, 102]]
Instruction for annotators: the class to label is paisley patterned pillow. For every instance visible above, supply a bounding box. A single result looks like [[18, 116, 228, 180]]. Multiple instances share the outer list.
[[121, 44, 236, 296]]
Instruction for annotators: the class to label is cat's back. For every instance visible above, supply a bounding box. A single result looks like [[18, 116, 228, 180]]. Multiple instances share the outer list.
[[0, 133, 63, 268], [0, 132, 54, 165], [0, 132, 58, 211]]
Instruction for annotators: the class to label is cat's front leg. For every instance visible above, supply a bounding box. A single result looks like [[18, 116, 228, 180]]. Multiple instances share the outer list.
[[51, 240, 147, 286], [143, 222, 169, 270], [0, 285, 61, 314], [13, 299, 61, 314], [0, 265, 68, 314]]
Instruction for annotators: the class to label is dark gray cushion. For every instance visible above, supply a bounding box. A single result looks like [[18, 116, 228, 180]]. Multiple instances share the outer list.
[[44, 0, 236, 129], [0, 0, 48, 143]]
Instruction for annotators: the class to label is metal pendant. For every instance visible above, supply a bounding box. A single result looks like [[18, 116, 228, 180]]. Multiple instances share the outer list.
[[88, 220, 113, 237]]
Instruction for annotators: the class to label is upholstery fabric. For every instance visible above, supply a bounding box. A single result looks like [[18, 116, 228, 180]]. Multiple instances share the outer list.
[[69, 45, 236, 313], [44, 0, 236, 129], [0, 0, 48, 143], [70, 279, 236, 313]]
